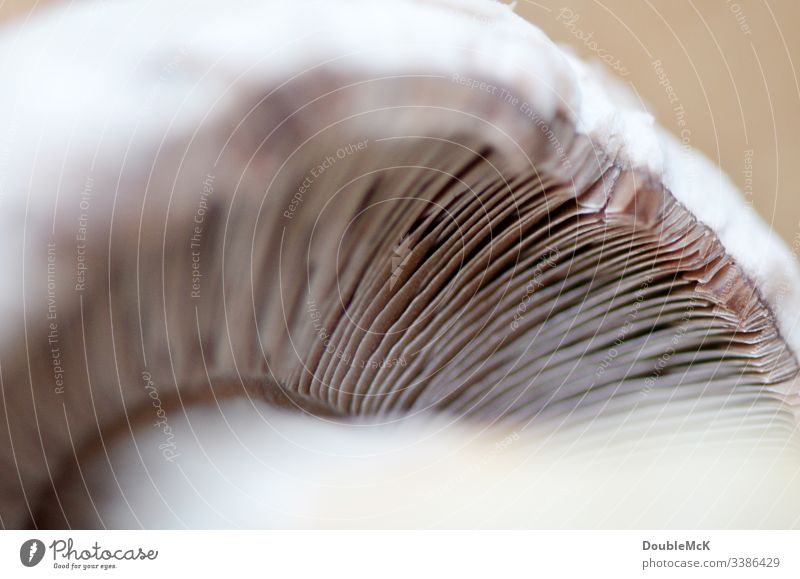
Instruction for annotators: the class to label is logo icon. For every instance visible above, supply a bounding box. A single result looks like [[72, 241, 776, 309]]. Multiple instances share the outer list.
[[20, 539, 46, 567]]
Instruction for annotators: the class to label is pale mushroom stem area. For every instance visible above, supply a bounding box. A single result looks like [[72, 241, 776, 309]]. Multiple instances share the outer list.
[[0, 0, 799, 529]]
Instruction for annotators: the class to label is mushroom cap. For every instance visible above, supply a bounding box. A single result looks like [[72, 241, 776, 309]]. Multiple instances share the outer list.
[[0, 0, 799, 528]]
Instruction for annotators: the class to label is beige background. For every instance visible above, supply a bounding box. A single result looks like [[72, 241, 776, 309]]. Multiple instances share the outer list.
[[524, 0, 800, 249], [2, 0, 798, 245]]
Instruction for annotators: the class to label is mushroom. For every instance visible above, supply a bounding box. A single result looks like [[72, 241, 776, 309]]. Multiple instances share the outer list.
[[0, 0, 798, 528]]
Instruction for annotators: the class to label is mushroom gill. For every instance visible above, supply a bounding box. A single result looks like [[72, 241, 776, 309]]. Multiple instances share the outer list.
[[0, 0, 798, 528]]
